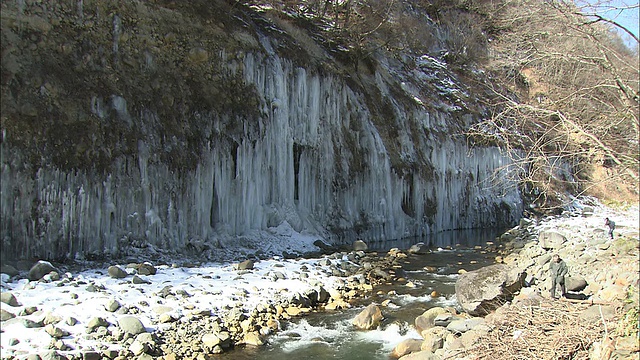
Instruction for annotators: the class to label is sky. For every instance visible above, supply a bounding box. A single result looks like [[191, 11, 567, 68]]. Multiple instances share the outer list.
[[576, 0, 640, 50]]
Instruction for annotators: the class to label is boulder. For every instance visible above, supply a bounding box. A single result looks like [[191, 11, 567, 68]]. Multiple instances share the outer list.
[[408, 243, 430, 255], [87, 317, 109, 332], [455, 264, 525, 316], [136, 263, 157, 275], [237, 260, 254, 270], [118, 316, 146, 335], [242, 331, 264, 346], [538, 231, 567, 250], [397, 350, 441, 360], [354, 240, 368, 251], [420, 327, 447, 352], [28, 261, 59, 281], [105, 299, 121, 312], [565, 276, 588, 292], [0, 264, 19, 277], [433, 313, 460, 327], [352, 304, 383, 330], [108, 265, 128, 279], [1, 308, 16, 321], [415, 307, 448, 334], [445, 317, 485, 335], [391, 338, 423, 358], [0, 292, 20, 307]]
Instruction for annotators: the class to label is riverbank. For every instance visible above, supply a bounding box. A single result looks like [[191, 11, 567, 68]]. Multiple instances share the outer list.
[[1, 226, 500, 359], [386, 202, 640, 359], [1, 202, 637, 360]]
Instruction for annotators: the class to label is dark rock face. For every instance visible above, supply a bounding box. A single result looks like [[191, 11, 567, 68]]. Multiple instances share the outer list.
[[455, 264, 525, 316]]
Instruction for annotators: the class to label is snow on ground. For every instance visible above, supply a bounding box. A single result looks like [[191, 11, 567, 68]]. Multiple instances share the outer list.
[[0, 224, 336, 356], [1, 202, 637, 357]]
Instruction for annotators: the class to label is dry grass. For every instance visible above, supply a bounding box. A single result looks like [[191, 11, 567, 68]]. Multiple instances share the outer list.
[[448, 299, 623, 360]]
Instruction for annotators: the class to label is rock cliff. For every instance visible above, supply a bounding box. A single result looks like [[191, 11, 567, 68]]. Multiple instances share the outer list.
[[1, 0, 522, 261]]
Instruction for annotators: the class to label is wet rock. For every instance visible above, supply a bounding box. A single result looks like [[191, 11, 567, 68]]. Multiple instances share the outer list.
[[408, 243, 430, 255], [352, 304, 383, 330], [433, 313, 459, 327], [81, 351, 101, 360], [28, 260, 59, 281]]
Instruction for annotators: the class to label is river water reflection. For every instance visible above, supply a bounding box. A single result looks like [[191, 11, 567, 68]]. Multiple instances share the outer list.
[[220, 228, 504, 360]]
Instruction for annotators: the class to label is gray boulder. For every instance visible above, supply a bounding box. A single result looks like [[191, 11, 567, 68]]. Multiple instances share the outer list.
[[87, 317, 109, 332], [455, 264, 525, 316], [136, 263, 157, 275], [1, 264, 19, 277], [565, 276, 588, 292], [1, 308, 16, 321], [408, 243, 430, 255], [445, 317, 485, 335], [108, 265, 128, 279], [1, 292, 20, 307], [538, 231, 567, 250], [354, 240, 368, 251], [415, 307, 448, 334], [391, 338, 423, 358], [118, 316, 146, 335], [237, 260, 254, 270], [28, 260, 59, 281]]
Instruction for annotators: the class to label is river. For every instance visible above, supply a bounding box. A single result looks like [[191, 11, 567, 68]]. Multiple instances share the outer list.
[[218, 228, 503, 359]]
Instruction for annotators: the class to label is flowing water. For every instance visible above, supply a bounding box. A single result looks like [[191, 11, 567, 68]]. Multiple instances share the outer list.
[[219, 228, 503, 360]]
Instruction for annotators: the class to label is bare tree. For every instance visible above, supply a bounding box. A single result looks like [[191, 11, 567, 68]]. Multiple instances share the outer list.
[[467, 0, 639, 210]]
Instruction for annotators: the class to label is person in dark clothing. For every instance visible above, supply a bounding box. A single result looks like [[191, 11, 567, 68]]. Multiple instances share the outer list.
[[605, 217, 615, 239], [549, 254, 568, 299]]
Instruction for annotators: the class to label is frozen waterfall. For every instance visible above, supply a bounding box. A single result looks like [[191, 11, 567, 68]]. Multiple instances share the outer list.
[[0, 52, 522, 261]]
